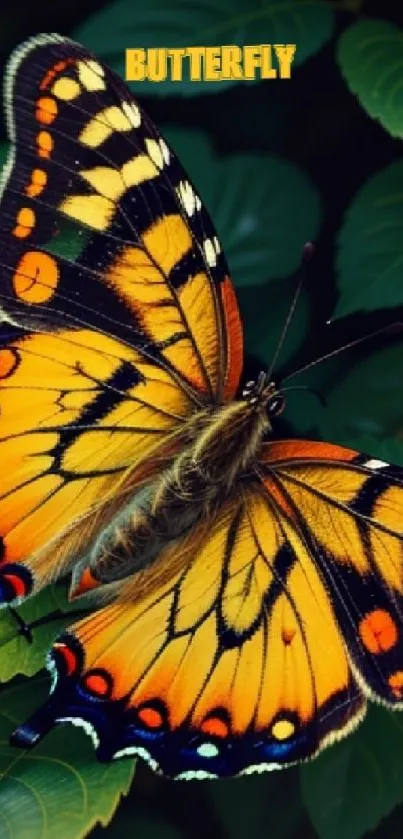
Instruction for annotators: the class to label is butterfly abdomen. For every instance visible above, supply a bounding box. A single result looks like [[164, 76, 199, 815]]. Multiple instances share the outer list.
[[70, 488, 202, 594], [72, 399, 269, 594]]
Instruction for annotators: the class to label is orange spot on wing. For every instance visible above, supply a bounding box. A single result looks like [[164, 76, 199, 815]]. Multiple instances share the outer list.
[[13, 207, 35, 239], [0, 348, 18, 378], [36, 130, 53, 159], [1, 572, 28, 598], [25, 168, 48, 198], [84, 672, 111, 697], [389, 671, 403, 699], [282, 626, 296, 645], [40, 58, 76, 90], [200, 716, 229, 738], [13, 251, 59, 304], [359, 609, 398, 654], [53, 642, 78, 676], [138, 706, 164, 729], [221, 276, 243, 400], [35, 96, 58, 125]]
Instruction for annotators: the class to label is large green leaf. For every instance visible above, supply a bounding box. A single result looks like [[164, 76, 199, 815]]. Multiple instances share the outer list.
[[0, 678, 135, 839], [334, 161, 403, 318], [312, 342, 403, 442], [208, 769, 304, 839], [165, 128, 321, 286], [301, 706, 403, 839], [73, 0, 334, 95], [337, 19, 403, 139], [0, 583, 87, 682]]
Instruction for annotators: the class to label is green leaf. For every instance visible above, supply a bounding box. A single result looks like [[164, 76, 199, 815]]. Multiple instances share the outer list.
[[301, 706, 403, 839], [337, 19, 403, 139], [0, 678, 135, 839], [165, 128, 321, 286], [334, 161, 403, 318], [73, 0, 334, 96], [208, 769, 304, 839], [238, 281, 311, 368], [0, 584, 87, 682], [92, 809, 185, 839], [313, 342, 403, 442]]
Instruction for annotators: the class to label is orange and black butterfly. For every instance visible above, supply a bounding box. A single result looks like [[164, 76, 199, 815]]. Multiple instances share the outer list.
[[0, 33, 403, 780]]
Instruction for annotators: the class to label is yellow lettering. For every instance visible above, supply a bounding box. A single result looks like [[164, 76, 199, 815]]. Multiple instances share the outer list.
[[275, 44, 296, 79], [125, 49, 146, 82], [204, 47, 221, 81], [221, 45, 243, 80], [147, 48, 167, 82], [186, 47, 205, 81], [243, 46, 265, 81], [167, 48, 186, 81], [261, 45, 277, 79]]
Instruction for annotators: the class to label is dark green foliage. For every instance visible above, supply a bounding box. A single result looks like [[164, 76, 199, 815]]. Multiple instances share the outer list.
[[0, 1, 403, 837]]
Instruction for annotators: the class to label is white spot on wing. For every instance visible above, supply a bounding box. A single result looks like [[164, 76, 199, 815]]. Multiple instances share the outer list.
[[122, 100, 141, 128], [78, 60, 106, 92], [46, 654, 58, 694], [365, 459, 389, 470], [175, 769, 218, 780], [177, 180, 196, 216], [203, 238, 217, 267], [160, 138, 170, 165], [239, 761, 282, 776], [197, 742, 220, 759], [146, 137, 164, 169]]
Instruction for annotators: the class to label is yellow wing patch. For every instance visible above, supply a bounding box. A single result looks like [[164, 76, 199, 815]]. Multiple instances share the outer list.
[[0, 327, 191, 596]]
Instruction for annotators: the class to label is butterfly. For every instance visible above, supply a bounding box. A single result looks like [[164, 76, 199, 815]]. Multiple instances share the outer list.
[[0, 32, 403, 782]]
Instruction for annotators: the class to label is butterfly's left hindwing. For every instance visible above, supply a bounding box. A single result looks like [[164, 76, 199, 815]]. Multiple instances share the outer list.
[[0, 34, 243, 603], [11, 486, 365, 779]]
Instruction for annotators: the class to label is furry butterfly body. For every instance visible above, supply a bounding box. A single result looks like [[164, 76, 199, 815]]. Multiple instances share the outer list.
[[72, 385, 271, 592], [1, 33, 403, 780]]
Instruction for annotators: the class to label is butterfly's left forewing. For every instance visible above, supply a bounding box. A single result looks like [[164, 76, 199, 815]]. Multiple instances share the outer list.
[[0, 34, 243, 603], [1, 34, 242, 401]]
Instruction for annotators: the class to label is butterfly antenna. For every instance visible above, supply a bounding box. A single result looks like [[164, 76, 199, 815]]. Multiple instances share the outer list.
[[283, 322, 403, 382], [266, 242, 315, 380]]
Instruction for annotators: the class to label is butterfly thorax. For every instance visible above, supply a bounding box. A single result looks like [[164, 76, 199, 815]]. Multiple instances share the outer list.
[[78, 378, 282, 590]]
